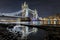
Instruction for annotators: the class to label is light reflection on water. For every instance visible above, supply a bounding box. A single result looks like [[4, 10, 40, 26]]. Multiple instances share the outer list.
[[0, 24, 48, 40], [6, 24, 38, 39]]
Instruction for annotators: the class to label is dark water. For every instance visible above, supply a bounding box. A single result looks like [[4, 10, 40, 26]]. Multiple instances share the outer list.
[[27, 29, 48, 40]]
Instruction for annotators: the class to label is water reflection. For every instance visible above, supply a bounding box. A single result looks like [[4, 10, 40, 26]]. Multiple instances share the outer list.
[[6, 24, 39, 39]]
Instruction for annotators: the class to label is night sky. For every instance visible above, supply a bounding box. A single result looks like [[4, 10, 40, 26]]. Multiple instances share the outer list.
[[0, 0, 60, 17]]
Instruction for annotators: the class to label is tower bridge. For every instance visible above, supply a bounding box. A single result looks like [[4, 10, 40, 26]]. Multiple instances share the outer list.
[[0, 2, 38, 24]]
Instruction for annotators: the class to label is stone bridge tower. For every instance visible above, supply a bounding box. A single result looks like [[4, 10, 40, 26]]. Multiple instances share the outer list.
[[21, 2, 29, 17]]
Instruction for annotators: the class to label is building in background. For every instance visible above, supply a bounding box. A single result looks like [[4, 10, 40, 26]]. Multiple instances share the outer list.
[[39, 14, 60, 24]]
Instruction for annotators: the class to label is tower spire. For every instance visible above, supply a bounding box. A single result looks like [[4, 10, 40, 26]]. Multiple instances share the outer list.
[[33, 9, 38, 19], [21, 2, 28, 9], [34, 9, 37, 14], [24, 2, 27, 6], [24, 2, 28, 8]]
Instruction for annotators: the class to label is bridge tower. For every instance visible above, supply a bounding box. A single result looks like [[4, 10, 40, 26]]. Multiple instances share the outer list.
[[21, 2, 29, 17], [31, 9, 39, 25], [33, 9, 38, 19]]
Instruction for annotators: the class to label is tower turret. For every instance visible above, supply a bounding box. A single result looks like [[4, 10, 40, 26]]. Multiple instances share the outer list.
[[21, 2, 28, 9], [33, 9, 38, 19]]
